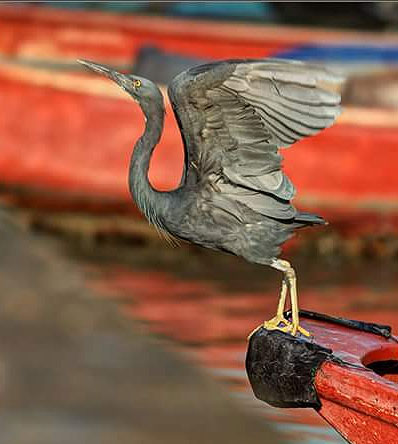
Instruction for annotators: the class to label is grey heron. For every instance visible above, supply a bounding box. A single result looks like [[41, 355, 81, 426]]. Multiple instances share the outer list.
[[79, 58, 341, 337]]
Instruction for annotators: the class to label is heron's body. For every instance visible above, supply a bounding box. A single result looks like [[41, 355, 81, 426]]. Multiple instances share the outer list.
[[80, 58, 342, 336]]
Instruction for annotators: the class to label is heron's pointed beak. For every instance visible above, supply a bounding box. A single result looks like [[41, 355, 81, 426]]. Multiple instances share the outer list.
[[78, 59, 131, 90]]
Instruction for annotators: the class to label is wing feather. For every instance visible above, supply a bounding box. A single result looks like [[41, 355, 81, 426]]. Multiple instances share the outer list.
[[168, 58, 342, 223]]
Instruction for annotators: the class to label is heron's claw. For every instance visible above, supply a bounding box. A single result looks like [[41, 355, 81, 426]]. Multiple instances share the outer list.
[[248, 315, 296, 340], [248, 315, 311, 338], [266, 316, 311, 337], [248, 318, 311, 339], [289, 323, 311, 337]]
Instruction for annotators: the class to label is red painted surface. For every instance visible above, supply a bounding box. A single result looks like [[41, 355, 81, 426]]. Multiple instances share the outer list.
[[363, 345, 398, 383], [294, 317, 398, 444], [319, 398, 398, 444]]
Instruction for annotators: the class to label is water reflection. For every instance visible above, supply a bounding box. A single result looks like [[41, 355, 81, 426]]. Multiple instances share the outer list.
[[76, 242, 398, 444]]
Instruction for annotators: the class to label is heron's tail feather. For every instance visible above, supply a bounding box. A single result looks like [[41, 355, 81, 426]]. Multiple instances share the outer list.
[[294, 211, 327, 227]]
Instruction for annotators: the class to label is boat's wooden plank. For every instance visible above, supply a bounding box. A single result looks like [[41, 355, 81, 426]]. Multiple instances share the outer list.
[[319, 398, 398, 444], [317, 361, 398, 426]]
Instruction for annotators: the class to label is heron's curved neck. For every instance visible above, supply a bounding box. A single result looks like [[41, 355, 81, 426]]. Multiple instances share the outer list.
[[129, 97, 170, 227]]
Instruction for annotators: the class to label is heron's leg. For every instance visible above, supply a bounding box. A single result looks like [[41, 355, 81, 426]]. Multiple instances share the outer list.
[[260, 259, 310, 337], [276, 276, 288, 318], [247, 259, 311, 339], [279, 260, 310, 337], [262, 277, 289, 331]]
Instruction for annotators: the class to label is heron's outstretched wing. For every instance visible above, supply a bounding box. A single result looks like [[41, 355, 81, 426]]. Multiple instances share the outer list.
[[168, 59, 342, 221]]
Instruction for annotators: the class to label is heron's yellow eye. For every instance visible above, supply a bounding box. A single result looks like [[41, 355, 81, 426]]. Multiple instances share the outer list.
[[134, 79, 141, 88]]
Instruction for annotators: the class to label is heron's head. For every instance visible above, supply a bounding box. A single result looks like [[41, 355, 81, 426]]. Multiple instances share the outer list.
[[78, 59, 163, 113]]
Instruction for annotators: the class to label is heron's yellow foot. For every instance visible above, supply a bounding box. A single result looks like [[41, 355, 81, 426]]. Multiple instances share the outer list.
[[247, 315, 290, 340], [289, 322, 311, 337], [263, 316, 311, 337], [263, 315, 291, 332], [248, 318, 311, 339]]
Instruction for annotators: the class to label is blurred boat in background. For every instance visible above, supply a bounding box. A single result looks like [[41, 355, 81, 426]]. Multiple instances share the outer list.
[[1, 5, 398, 239]]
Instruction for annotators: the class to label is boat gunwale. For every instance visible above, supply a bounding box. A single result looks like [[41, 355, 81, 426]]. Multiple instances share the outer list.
[[316, 359, 398, 427], [2, 5, 398, 47]]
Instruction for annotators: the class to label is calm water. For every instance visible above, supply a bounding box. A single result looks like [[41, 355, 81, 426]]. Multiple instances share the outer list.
[[69, 239, 398, 444]]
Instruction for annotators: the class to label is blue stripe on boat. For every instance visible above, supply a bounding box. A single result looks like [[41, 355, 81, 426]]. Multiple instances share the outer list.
[[275, 44, 398, 63]]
